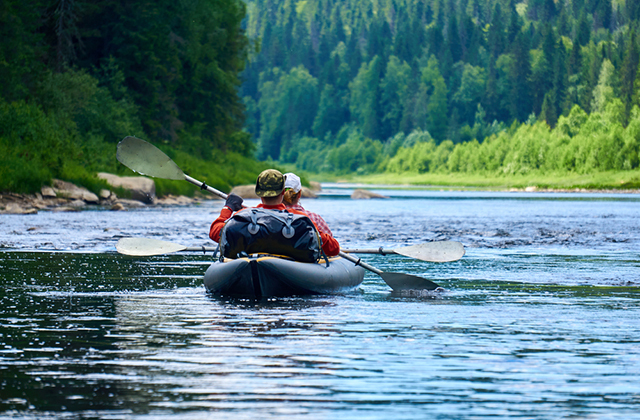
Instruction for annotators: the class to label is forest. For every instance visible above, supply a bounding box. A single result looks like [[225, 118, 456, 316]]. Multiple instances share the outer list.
[[2, 0, 640, 195], [0, 0, 265, 195], [242, 0, 640, 183]]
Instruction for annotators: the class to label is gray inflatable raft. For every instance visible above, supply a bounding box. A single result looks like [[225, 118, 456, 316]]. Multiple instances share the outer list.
[[204, 255, 365, 297]]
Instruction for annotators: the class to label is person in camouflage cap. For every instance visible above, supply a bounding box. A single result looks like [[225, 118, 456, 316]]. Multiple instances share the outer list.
[[255, 169, 285, 197]]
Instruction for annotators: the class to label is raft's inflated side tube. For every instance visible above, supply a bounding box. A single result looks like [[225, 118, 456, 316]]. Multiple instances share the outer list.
[[204, 256, 365, 297]]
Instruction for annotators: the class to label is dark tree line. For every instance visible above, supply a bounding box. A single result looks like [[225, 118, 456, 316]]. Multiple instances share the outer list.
[[1, 0, 256, 192], [1, 0, 251, 157]]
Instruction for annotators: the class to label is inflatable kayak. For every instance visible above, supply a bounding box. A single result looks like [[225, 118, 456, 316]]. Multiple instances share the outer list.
[[204, 255, 365, 297]]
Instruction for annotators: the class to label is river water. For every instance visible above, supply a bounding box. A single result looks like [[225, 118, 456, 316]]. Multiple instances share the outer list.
[[1, 186, 639, 419]]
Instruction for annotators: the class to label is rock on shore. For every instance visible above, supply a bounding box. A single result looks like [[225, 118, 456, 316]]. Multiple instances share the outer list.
[[351, 189, 390, 199], [51, 179, 100, 203], [230, 185, 259, 199], [309, 181, 322, 191], [97, 173, 156, 204]]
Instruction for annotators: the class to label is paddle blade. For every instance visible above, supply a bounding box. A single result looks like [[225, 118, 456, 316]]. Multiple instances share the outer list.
[[116, 238, 187, 256], [380, 272, 441, 291], [117, 136, 185, 180], [395, 241, 465, 263]]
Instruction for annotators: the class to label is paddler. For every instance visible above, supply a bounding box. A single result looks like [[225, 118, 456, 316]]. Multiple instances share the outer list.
[[282, 172, 333, 236], [209, 169, 340, 257]]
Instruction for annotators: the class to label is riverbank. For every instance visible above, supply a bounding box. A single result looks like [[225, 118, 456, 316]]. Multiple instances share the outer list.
[[4, 169, 640, 215], [0, 181, 218, 215], [321, 169, 640, 193]]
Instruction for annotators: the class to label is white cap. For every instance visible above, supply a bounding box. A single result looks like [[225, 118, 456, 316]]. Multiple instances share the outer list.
[[284, 173, 302, 193]]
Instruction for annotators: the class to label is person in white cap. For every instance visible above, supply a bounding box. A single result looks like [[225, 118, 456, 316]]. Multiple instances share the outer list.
[[282, 173, 334, 236]]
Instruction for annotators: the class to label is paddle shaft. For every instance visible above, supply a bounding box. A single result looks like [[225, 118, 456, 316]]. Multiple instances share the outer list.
[[343, 248, 399, 256], [184, 175, 228, 200], [339, 251, 382, 275], [183, 246, 218, 253]]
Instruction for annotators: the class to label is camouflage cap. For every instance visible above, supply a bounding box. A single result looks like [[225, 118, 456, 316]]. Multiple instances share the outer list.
[[255, 169, 285, 197]]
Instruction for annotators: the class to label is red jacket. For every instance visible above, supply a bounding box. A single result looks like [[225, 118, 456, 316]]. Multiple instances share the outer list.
[[209, 203, 340, 257]]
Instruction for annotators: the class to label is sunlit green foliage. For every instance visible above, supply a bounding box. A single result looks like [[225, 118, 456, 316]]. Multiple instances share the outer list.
[[383, 103, 640, 179]]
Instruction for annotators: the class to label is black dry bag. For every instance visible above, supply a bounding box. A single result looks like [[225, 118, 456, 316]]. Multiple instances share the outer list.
[[219, 208, 321, 262]]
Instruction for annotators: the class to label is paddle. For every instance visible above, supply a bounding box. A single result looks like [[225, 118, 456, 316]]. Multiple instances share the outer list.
[[343, 241, 464, 263], [116, 136, 446, 291], [117, 237, 462, 263], [338, 251, 442, 291], [117, 136, 229, 200], [117, 237, 443, 291], [116, 237, 216, 256]]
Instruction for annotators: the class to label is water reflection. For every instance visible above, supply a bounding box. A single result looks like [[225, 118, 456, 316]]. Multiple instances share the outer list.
[[2, 190, 640, 418]]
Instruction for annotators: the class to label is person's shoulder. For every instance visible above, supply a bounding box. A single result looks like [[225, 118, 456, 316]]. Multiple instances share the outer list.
[[288, 208, 308, 216]]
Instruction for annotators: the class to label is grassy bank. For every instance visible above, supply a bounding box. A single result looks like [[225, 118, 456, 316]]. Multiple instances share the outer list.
[[311, 169, 640, 191]]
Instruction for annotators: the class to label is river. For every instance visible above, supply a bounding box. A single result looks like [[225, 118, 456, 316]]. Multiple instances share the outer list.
[[1, 186, 639, 419]]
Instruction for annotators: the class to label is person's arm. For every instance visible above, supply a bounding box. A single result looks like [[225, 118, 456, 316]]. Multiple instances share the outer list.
[[286, 207, 340, 256], [307, 211, 333, 236], [209, 207, 233, 242], [319, 232, 340, 256], [210, 194, 244, 242]]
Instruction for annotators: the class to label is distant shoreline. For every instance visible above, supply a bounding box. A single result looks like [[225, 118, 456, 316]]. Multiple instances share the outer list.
[[323, 182, 640, 194], [320, 182, 640, 194], [312, 169, 640, 194]]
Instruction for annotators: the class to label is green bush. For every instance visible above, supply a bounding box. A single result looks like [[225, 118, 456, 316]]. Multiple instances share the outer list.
[[0, 99, 72, 192], [326, 128, 384, 174]]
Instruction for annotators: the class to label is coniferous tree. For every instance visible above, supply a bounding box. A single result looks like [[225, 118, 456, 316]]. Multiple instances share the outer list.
[[530, 24, 556, 113], [620, 29, 639, 123], [380, 55, 412, 139], [463, 14, 482, 64], [422, 56, 449, 141], [553, 37, 570, 116], [367, 16, 392, 62], [575, 12, 591, 46], [510, 32, 532, 122], [393, 9, 414, 63], [447, 14, 463, 63], [329, 6, 346, 45], [313, 84, 342, 139], [506, 3, 522, 47], [483, 59, 500, 122], [399, 64, 422, 133], [488, 3, 505, 57], [453, 63, 486, 125], [541, 89, 558, 127], [283, 11, 296, 68], [349, 56, 384, 139], [346, 30, 363, 78], [426, 21, 445, 59], [557, 1, 570, 36]]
